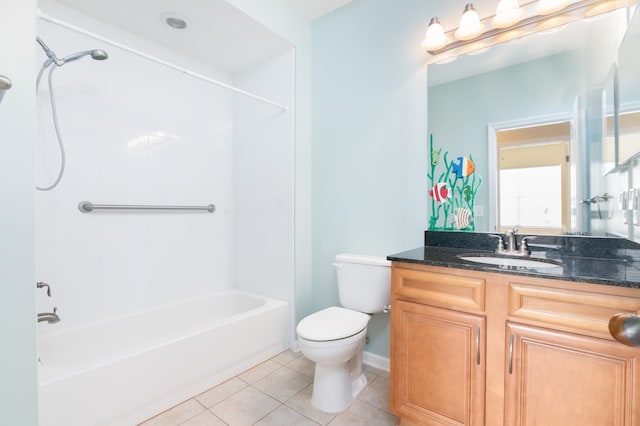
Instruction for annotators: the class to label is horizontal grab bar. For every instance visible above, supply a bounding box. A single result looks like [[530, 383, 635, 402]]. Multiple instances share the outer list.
[[78, 201, 216, 213]]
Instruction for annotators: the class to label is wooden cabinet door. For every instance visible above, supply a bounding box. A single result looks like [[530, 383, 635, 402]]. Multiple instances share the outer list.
[[391, 300, 486, 425], [505, 322, 640, 426]]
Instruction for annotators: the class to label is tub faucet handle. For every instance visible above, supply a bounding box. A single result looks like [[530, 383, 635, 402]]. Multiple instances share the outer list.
[[37, 281, 51, 297]]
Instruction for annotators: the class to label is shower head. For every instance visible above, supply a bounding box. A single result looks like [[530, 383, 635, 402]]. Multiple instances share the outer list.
[[61, 49, 109, 64], [36, 37, 109, 66]]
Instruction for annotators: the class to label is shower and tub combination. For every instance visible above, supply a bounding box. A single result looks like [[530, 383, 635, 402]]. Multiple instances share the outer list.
[[35, 2, 294, 425]]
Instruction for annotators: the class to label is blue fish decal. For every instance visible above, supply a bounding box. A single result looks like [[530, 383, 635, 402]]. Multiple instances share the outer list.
[[451, 156, 475, 178]]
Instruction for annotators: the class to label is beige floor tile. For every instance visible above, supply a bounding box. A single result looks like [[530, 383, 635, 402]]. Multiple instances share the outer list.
[[363, 370, 377, 384], [286, 356, 316, 378], [328, 400, 396, 426], [237, 360, 282, 384], [195, 377, 248, 408], [254, 405, 320, 426], [358, 376, 390, 412], [378, 369, 390, 379], [253, 366, 313, 402], [180, 410, 227, 426], [285, 384, 336, 426], [140, 399, 205, 426], [210, 386, 280, 426], [271, 349, 302, 366]]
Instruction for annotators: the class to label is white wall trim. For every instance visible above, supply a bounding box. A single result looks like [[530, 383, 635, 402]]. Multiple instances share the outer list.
[[363, 351, 390, 372]]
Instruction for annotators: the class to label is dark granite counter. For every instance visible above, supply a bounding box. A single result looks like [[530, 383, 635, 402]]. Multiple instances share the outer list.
[[387, 231, 640, 289]]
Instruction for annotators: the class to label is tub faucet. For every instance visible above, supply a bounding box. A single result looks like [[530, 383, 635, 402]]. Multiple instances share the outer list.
[[38, 307, 60, 324]]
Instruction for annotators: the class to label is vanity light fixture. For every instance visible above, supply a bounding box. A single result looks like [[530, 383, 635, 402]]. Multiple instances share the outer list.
[[492, 0, 524, 28], [536, 0, 570, 15], [423, 0, 634, 63], [422, 17, 448, 50], [455, 4, 485, 40]]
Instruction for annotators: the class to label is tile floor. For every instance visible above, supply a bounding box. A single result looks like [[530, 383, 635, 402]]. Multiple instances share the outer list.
[[139, 350, 396, 426]]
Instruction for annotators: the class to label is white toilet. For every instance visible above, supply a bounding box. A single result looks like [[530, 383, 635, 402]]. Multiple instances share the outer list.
[[296, 253, 391, 413]]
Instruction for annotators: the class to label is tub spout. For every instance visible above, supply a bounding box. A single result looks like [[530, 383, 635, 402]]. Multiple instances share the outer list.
[[38, 307, 60, 324]]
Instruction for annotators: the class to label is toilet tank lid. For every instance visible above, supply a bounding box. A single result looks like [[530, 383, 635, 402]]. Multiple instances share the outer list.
[[335, 253, 391, 267]]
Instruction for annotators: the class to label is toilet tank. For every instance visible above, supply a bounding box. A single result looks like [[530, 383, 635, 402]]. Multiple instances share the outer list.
[[334, 253, 391, 314]]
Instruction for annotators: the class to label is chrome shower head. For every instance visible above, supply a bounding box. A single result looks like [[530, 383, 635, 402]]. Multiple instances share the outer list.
[[61, 49, 109, 64], [90, 50, 108, 60], [36, 37, 109, 66]]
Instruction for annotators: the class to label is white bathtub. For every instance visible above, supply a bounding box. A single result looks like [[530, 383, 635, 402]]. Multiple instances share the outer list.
[[37, 290, 289, 426]]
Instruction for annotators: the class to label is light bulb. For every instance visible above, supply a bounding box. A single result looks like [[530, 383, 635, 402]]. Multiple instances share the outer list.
[[492, 0, 524, 28], [455, 4, 484, 41], [422, 17, 448, 51], [535, 0, 570, 15]]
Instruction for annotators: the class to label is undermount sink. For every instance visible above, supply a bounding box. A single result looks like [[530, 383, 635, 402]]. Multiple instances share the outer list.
[[458, 254, 562, 268]]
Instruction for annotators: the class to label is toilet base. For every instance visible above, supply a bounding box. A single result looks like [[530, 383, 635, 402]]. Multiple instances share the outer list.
[[310, 364, 368, 413]]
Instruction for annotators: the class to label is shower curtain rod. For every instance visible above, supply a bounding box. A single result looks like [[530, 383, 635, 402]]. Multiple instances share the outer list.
[[37, 10, 288, 111]]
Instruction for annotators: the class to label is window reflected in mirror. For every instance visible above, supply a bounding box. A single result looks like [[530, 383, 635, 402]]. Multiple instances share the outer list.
[[618, 111, 640, 163], [496, 121, 570, 234]]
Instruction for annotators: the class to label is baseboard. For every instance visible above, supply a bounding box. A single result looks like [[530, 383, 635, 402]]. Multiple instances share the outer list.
[[363, 351, 390, 372]]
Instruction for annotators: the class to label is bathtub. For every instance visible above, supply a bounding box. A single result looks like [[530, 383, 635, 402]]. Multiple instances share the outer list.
[[37, 290, 289, 426]]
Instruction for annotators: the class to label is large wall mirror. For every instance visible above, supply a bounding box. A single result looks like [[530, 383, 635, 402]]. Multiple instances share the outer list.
[[428, 5, 634, 237], [617, 7, 640, 165]]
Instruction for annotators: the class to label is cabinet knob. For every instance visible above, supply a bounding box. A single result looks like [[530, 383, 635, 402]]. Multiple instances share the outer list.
[[609, 313, 640, 347]]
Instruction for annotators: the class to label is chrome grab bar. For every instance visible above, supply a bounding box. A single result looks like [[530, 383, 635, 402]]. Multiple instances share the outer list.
[[78, 201, 216, 213]]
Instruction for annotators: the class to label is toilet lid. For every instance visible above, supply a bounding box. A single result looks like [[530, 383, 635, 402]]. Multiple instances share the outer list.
[[297, 307, 370, 341]]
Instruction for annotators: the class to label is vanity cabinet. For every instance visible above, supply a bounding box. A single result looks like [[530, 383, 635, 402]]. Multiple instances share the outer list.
[[392, 300, 486, 425], [505, 322, 640, 426], [390, 262, 640, 426]]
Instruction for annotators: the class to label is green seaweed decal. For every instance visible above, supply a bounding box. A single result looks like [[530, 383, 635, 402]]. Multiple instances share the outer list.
[[427, 134, 481, 231]]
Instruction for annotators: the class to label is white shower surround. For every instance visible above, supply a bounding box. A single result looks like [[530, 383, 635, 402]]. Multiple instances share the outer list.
[[35, 0, 295, 332], [35, 1, 295, 421]]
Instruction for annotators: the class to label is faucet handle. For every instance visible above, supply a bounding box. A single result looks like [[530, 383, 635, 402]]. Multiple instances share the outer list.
[[37, 281, 51, 297], [519, 236, 537, 255], [489, 234, 505, 250]]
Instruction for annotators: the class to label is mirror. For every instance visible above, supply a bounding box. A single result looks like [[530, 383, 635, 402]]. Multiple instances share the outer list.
[[617, 7, 640, 165], [428, 7, 630, 236]]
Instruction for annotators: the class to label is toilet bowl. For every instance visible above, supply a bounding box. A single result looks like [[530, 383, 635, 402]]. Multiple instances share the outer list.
[[296, 254, 391, 413]]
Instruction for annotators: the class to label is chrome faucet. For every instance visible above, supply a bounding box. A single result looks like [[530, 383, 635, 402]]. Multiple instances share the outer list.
[[490, 228, 534, 257], [36, 282, 60, 323], [37, 281, 51, 297], [38, 307, 60, 324]]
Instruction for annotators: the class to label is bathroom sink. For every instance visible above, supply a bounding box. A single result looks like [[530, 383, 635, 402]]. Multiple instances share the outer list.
[[457, 254, 562, 268]]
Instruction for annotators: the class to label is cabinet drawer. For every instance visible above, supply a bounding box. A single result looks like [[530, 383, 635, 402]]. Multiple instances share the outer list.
[[508, 282, 640, 338], [394, 267, 485, 312]]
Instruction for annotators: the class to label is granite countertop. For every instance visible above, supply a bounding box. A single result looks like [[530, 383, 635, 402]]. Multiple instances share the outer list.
[[387, 231, 640, 289]]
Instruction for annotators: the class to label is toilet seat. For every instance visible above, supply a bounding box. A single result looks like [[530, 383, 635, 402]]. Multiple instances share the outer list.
[[297, 307, 370, 342]]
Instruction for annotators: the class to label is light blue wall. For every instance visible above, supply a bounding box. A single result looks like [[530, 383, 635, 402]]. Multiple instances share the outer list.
[[311, 0, 429, 357], [0, 0, 38, 424], [429, 52, 584, 231]]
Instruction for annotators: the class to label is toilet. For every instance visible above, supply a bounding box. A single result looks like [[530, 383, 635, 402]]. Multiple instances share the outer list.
[[296, 253, 391, 413]]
